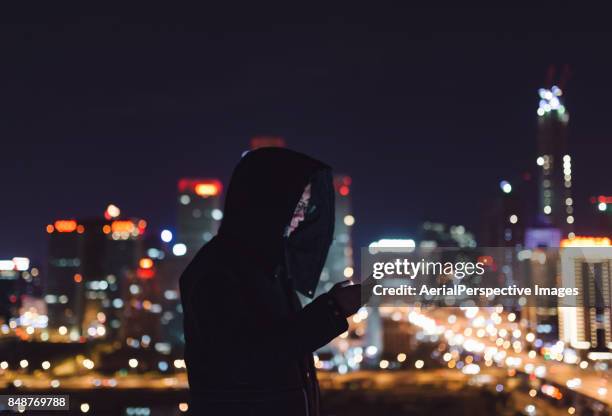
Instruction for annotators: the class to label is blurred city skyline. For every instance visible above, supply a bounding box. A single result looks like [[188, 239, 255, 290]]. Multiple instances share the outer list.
[[4, 12, 612, 415]]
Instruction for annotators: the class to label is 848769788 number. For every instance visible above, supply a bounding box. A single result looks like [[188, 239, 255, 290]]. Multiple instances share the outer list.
[[1, 395, 69, 411]]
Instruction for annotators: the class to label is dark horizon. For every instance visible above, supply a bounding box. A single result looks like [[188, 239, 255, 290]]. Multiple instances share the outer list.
[[3, 18, 612, 263]]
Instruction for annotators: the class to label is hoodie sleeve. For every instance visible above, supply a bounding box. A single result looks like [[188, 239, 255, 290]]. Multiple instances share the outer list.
[[281, 292, 349, 353], [192, 269, 348, 359]]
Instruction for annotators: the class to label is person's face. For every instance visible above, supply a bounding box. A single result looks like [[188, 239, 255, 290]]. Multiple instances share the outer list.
[[286, 184, 311, 236]]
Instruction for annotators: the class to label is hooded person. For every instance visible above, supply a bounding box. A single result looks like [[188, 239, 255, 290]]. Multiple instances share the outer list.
[[179, 148, 364, 416]]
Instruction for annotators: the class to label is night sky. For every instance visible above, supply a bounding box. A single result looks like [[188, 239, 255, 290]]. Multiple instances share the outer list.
[[2, 10, 612, 264]]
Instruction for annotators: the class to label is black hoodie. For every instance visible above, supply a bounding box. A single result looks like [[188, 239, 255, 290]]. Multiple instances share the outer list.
[[179, 148, 348, 415]]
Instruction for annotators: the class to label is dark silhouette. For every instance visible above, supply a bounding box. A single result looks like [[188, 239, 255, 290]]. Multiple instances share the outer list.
[[180, 148, 363, 415]]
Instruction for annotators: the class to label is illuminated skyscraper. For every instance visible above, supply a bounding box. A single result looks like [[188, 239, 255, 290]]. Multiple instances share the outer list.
[[46, 208, 147, 341], [559, 237, 612, 352], [317, 175, 354, 294], [46, 219, 85, 336], [315, 175, 358, 362], [156, 250, 187, 350], [536, 82, 574, 237], [0, 257, 34, 321], [123, 254, 162, 348], [176, 178, 223, 257]]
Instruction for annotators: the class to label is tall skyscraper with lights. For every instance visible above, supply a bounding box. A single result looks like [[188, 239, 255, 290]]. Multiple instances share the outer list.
[[536, 81, 574, 237], [176, 178, 223, 258], [317, 175, 354, 295], [46, 208, 147, 341], [46, 219, 85, 336], [559, 237, 612, 352]]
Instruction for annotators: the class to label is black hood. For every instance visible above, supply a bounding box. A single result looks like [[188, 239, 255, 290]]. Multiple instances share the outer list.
[[217, 147, 335, 298]]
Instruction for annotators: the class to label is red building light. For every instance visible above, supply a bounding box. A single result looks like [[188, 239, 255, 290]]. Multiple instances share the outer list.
[[54, 220, 78, 233], [250, 136, 286, 150], [178, 179, 223, 197], [333, 175, 352, 196], [137, 268, 155, 279], [596, 195, 612, 204]]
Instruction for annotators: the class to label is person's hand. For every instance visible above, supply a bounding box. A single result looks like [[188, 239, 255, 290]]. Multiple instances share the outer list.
[[328, 281, 363, 318]]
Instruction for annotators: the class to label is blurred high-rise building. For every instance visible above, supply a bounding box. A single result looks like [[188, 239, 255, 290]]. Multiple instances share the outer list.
[[45, 219, 85, 337], [480, 174, 537, 247], [420, 222, 476, 248], [45, 207, 147, 341], [150, 178, 224, 350], [559, 237, 612, 353], [536, 74, 574, 237], [0, 257, 36, 321], [156, 251, 187, 350], [317, 175, 354, 295], [176, 178, 223, 258], [315, 175, 358, 363]]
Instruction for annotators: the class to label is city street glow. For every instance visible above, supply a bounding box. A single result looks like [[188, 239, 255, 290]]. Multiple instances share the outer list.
[[128, 358, 138, 368], [83, 359, 95, 370], [566, 378, 582, 389], [161, 229, 173, 243], [587, 352, 612, 360], [462, 363, 480, 375]]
